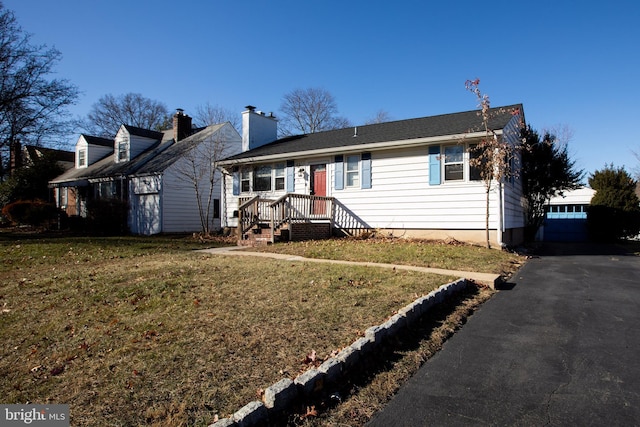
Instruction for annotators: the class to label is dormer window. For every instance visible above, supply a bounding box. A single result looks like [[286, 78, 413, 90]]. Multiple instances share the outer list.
[[78, 149, 86, 167], [118, 141, 128, 161]]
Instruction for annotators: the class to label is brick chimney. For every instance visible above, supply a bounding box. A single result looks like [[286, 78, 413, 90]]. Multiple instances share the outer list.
[[173, 108, 193, 142], [242, 105, 278, 152]]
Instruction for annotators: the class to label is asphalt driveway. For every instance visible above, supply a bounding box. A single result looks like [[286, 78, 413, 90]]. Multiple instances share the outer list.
[[368, 243, 640, 426]]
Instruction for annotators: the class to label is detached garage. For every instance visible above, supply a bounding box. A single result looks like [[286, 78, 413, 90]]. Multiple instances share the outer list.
[[538, 187, 595, 242]]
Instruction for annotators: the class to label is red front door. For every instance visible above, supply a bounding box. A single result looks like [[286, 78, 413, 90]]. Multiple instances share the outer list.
[[310, 164, 326, 215]]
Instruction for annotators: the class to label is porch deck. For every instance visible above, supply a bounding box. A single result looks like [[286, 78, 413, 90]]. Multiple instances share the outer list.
[[238, 193, 335, 245]]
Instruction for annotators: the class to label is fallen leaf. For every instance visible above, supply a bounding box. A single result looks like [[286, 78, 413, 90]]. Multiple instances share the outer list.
[[50, 365, 65, 376], [303, 349, 317, 364], [303, 406, 318, 418]]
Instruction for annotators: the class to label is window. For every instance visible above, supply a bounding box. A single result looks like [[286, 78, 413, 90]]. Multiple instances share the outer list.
[[78, 149, 86, 167], [346, 155, 359, 187], [443, 145, 464, 181], [253, 165, 272, 191], [241, 169, 251, 192], [275, 163, 285, 191], [213, 199, 220, 219], [60, 187, 68, 207], [118, 142, 128, 161], [469, 144, 483, 181], [238, 162, 294, 194], [97, 181, 116, 199]]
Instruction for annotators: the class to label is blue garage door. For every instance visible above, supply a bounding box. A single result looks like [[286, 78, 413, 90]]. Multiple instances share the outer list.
[[544, 218, 588, 242], [543, 204, 589, 242]]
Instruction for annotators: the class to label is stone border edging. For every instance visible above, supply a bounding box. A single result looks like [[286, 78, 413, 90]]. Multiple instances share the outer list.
[[209, 278, 473, 427]]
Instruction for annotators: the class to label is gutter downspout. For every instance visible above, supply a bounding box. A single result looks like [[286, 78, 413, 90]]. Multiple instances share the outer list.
[[497, 181, 504, 248], [221, 173, 227, 229]]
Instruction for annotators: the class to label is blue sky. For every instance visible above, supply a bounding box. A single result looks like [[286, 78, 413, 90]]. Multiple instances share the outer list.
[[5, 0, 640, 177]]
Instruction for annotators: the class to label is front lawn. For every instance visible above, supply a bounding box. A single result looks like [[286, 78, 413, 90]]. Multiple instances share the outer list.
[[247, 237, 525, 276], [0, 235, 470, 426]]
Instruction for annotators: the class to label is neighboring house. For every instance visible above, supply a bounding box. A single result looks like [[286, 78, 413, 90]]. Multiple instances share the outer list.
[[49, 110, 242, 235], [9, 142, 74, 175], [218, 105, 526, 248], [537, 187, 595, 242]]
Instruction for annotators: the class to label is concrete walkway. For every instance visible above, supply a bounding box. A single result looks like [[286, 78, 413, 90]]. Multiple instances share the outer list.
[[196, 246, 501, 287], [367, 243, 640, 426]]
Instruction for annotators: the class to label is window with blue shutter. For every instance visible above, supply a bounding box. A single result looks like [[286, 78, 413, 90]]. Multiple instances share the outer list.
[[232, 169, 240, 195], [428, 146, 441, 185], [361, 152, 372, 189], [334, 155, 344, 190], [286, 160, 295, 192]]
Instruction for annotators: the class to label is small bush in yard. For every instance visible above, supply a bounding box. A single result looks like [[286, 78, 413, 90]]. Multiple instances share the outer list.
[[1, 199, 60, 227]]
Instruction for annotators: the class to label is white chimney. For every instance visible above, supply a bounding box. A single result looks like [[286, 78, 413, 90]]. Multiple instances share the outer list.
[[242, 105, 278, 152]]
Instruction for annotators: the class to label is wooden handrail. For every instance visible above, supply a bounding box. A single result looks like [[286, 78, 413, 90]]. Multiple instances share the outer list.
[[239, 193, 335, 242]]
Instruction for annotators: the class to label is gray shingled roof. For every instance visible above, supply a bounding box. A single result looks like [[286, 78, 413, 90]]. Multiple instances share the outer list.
[[134, 123, 226, 175], [123, 125, 164, 141], [49, 139, 170, 185], [222, 104, 523, 162], [50, 123, 229, 185], [81, 135, 113, 147]]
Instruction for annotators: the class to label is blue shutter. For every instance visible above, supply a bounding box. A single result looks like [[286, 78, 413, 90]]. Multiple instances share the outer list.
[[361, 152, 372, 189], [429, 146, 441, 185], [334, 155, 344, 190], [232, 170, 240, 195], [286, 160, 295, 192]]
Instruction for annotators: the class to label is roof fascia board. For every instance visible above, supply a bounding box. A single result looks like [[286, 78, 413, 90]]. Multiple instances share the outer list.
[[49, 179, 89, 187]]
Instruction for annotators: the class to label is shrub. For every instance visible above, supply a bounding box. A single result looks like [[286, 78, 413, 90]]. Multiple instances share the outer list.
[[86, 198, 129, 235], [587, 165, 640, 241], [1, 199, 61, 228]]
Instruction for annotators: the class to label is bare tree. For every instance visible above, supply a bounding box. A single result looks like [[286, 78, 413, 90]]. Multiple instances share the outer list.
[[364, 109, 393, 125], [193, 102, 239, 130], [84, 93, 170, 137], [279, 87, 351, 135], [173, 125, 236, 236], [632, 149, 640, 181], [465, 79, 522, 248], [0, 3, 79, 175]]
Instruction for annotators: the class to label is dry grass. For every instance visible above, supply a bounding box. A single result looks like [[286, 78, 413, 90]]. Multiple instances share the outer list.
[[293, 286, 494, 426], [0, 235, 468, 426], [246, 237, 525, 277]]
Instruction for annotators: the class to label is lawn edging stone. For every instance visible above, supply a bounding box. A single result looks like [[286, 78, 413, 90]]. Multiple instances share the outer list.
[[208, 278, 473, 427]]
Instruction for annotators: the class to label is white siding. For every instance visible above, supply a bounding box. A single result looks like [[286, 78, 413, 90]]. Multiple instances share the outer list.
[[223, 172, 239, 228], [548, 187, 595, 206], [224, 142, 526, 246], [503, 179, 525, 229], [328, 147, 501, 231], [114, 126, 158, 163], [77, 136, 111, 167], [162, 123, 242, 234], [129, 175, 162, 235], [161, 166, 219, 233]]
